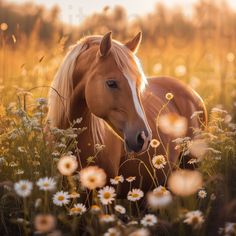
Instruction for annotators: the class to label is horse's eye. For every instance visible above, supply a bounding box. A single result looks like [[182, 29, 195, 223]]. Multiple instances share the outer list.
[[106, 80, 118, 89]]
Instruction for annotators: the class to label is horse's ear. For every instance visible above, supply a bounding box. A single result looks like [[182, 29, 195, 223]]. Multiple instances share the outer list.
[[125, 32, 142, 53], [99, 31, 112, 57]]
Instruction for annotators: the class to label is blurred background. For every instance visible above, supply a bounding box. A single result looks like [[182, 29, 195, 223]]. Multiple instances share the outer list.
[[0, 0, 236, 114]]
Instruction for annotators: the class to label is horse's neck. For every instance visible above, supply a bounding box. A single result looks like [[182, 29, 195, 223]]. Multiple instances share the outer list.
[[70, 98, 124, 177]]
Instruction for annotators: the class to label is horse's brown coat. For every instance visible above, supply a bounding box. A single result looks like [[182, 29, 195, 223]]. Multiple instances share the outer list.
[[48, 33, 207, 193]]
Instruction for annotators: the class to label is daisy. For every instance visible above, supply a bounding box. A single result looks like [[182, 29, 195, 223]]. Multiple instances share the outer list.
[[147, 186, 172, 209], [69, 203, 87, 215], [141, 214, 158, 226], [158, 113, 188, 138], [224, 222, 236, 235], [184, 210, 204, 229], [99, 214, 116, 223], [34, 214, 56, 233], [189, 139, 208, 160], [36, 177, 56, 191], [165, 92, 174, 100], [128, 220, 138, 225], [150, 139, 160, 148], [198, 189, 207, 199], [104, 227, 121, 236], [98, 186, 116, 205], [53, 191, 70, 206], [126, 176, 136, 183], [127, 188, 144, 201], [57, 155, 78, 176], [115, 205, 126, 214], [110, 175, 124, 185], [210, 193, 216, 201], [69, 191, 80, 199], [152, 155, 167, 169], [90, 205, 101, 213], [168, 170, 203, 197], [129, 228, 150, 236], [79, 166, 106, 190], [14, 180, 33, 198]]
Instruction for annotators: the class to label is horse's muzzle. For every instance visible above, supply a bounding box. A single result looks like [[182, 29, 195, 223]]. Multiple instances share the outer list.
[[125, 130, 151, 153]]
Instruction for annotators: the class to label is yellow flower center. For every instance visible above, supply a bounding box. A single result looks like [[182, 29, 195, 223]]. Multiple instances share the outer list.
[[165, 93, 174, 100], [39, 218, 48, 225], [20, 184, 27, 190], [58, 196, 65, 201], [191, 216, 199, 225], [65, 162, 71, 169], [104, 192, 111, 199], [155, 158, 163, 165], [131, 193, 139, 198], [89, 176, 95, 183], [70, 207, 81, 213]]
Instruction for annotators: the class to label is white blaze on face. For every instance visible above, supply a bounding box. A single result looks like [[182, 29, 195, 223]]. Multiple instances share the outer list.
[[126, 77, 151, 142]]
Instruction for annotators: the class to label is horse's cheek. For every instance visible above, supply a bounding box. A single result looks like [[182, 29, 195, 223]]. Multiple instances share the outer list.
[[87, 93, 109, 118]]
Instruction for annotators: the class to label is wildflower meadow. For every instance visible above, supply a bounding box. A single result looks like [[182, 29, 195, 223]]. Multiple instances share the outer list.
[[0, 1, 236, 235]]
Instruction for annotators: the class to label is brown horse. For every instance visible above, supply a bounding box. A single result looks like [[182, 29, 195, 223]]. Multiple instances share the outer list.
[[48, 32, 207, 193]]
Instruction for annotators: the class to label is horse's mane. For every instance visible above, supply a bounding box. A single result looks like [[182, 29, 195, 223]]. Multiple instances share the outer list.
[[47, 35, 147, 145]]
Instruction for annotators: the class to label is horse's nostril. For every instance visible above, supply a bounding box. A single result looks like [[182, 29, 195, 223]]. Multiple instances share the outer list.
[[137, 132, 145, 147]]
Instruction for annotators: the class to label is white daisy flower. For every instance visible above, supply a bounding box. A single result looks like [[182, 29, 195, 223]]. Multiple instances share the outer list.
[[36, 177, 56, 191], [126, 176, 136, 183], [69, 191, 80, 199], [90, 205, 101, 213], [115, 205, 126, 214], [98, 186, 116, 205], [224, 222, 236, 235], [147, 185, 172, 209], [198, 189, 207, 199], [79, 166, 106, 190], [110, 175, 124, 185], [184, 210, 204, 229], [14, 180, 33, 198], [52, 191, 70, 206], [210, 193, 216, 201], [141, 214, 158, 226], [104, 227, 121, 236], [150, 139, 160, 148], [152, 155, 167, 169], [158, 113, 188, 138], [57, 155, 78, 176], [189, 139, 208, 160], [165, 92, 174, 100], [99, 214, 116, 223], [127, 188, 144, 201], [69, 203, 87, 215], [168, 170, 203, 197]]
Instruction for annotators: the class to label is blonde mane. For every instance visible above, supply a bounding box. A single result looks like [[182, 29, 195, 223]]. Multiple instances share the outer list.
[[47, 35, 147, 144]]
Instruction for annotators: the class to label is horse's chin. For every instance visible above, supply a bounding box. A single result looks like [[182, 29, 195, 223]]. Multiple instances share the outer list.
[[124, 143, 148, 156]]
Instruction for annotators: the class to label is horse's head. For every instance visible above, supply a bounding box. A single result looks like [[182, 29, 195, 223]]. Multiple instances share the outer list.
[[79, 32, 152, 153]]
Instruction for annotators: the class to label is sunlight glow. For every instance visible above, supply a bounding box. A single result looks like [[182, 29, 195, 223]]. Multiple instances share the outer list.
[[8, 0, 236, 25]]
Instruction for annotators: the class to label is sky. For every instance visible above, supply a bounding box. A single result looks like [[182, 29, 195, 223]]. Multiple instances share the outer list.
[[8, 0, 236, 25]]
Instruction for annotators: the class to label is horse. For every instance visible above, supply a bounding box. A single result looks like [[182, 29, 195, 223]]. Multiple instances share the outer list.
[[47, 32, 207, 194]]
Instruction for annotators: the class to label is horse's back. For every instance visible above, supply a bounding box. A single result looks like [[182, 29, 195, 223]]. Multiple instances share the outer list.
[[142, 76, 207, 135]]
